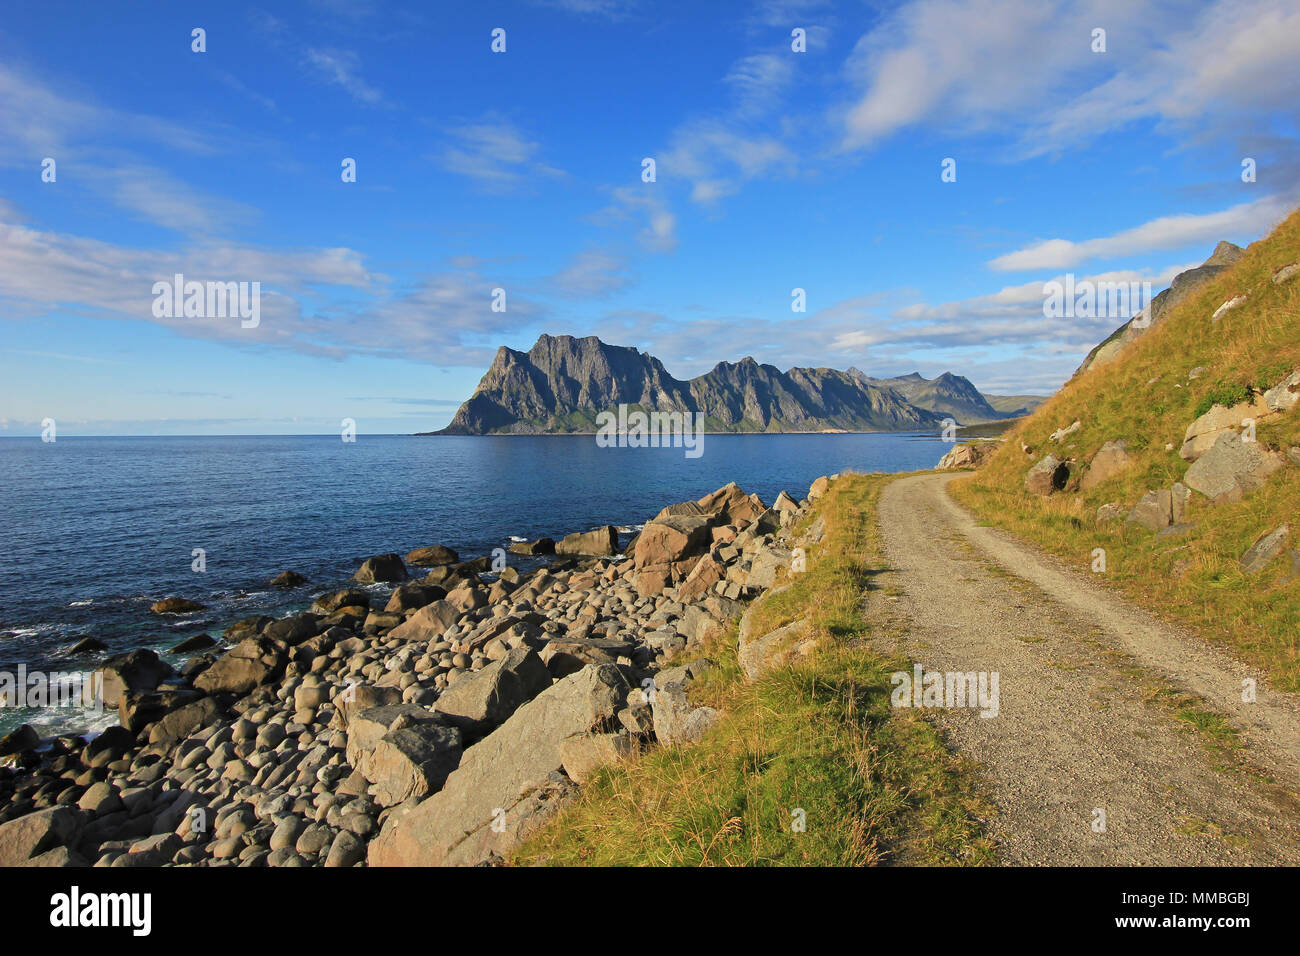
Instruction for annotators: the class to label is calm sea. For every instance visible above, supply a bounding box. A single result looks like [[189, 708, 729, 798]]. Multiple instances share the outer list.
[[0, 433, 948, 735]]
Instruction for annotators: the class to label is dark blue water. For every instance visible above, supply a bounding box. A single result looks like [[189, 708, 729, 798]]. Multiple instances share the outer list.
[[0, 433, 947, 734]]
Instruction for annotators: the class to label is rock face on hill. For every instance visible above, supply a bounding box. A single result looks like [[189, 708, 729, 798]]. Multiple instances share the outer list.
[[433, 334, 966, 434], [1074, 241, 1245, 378]]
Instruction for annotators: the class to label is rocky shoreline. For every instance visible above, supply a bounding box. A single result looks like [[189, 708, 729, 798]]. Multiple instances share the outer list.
[[0, 476, 836, 867]]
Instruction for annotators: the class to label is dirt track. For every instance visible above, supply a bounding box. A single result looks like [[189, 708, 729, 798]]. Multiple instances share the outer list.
[[872, 472, 1300, 865]]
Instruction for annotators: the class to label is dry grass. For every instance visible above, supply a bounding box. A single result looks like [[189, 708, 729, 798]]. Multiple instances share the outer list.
[[952, 206, 1300, 689]]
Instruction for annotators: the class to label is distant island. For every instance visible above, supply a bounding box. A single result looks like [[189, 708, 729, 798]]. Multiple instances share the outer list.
[[421, 334, 1046, 435]]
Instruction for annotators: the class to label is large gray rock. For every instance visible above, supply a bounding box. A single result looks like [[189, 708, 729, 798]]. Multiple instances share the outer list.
[[434, 647, 552, 735], [650, 680, 720, 745], [737, 613, 812, 680], [147, 695, 223, 747], [1183, 432, 1285, 503], [555, 525, 620, 556], [1264, 368, 1300, 413], [745, 546, 792, 590], [406, 545, 459, 567], [1080, 440, 1131, 491], [1126, 489, 1173, 532], [357, 724, 463, 807], [0, 807, 83, 866], [1180, 397, 1273, 461], [91, 649, 176, 709], [558, 733, 637, 784], [193, 636, 286, 695], [1241, 525, 1290, 575], [354, 553, 409, 583], [388, 600, 459, 642], [367, 663, 628, 866], [1025, 455, 1068, 496], [0, 723, 39, 757]]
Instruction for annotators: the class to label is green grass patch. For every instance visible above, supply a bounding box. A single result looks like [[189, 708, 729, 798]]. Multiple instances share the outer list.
[[512, 474, 996, 867]]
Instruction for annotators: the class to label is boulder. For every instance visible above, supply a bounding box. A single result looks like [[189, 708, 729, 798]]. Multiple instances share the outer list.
[[1183, 432, 1285, 503], [1096, 502, 1126, 523], [91, 649, 176, 709], [193, 636, 285, 696], [1080, 440, 1131, 491], [507, 537, 555, 556], [1049, 421, 1081, 442], [1126, 489, 1173, 532], [558, 733, 638, 784], [354, 553, 409, 584], [0, 723, 39, 757], [356, 723, 463, 807], [269, 570, 309, 588], [650, 680, 720, 745], [168, 633, 216, 653], [773, 490, 799, 512], [737, 614, 812, 680], [1180, 396, 1274, 461], [1240, 525, 1290, 575], [652, 501, 705, 522], [1211, 294, 1249, 322], [556, 526, 620, 556], [1273, 261, 1300, 285], [384, 583, 445, 614], [539, 637, 636, 678], [633, 516, 712, 568], [147, 695, 223, 747], [0, 807, 83, 866], [119, 688, 201, 732], [676, 552, 726, 603], [1264, 369, 1300, 414], [807, 475, 832, 500], [263, 613, 320, 645], [1025, 455, 1069, 496], [936, 442, 997, 469], [745, 547, 792, 591], [388, 600, 460, 642], [312, 588, 371, 615], [150, 597, 205, 614], [434, 647, 552, 735], [367, 663, 628, 866], [406, 545, 459, 567], [697, 482, 766, 525]]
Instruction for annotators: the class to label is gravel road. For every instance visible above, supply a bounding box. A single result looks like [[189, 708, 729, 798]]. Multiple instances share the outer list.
[[873, 472, 1300, 865]]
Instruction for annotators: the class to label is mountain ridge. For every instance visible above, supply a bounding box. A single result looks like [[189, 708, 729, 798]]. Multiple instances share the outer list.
[[428, 334, 1041, 435]]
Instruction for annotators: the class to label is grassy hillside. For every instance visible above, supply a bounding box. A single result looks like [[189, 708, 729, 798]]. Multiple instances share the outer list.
[[952, 207, 1300, 689], [514, 474, 995, 866]]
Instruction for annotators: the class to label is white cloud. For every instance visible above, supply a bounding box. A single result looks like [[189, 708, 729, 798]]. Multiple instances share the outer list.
[[605, 186, 678, 253], [302, 47, 386, 106], [549, 249, 637, 298], [437, 119, 564, 190], [988, 195, 1293, 271], [839, 0, 1300, 156], [0, 211, 545, 367]]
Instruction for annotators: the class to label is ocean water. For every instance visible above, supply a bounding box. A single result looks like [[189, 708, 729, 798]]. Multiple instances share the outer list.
[[0, 432, 949, 736]]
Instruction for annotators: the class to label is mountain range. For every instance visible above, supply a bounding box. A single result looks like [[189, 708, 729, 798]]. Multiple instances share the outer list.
[[427, 334, 1042, 435]]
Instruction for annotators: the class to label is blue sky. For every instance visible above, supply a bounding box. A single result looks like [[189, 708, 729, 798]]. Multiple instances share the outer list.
[[1, 0, 1298, 435]]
